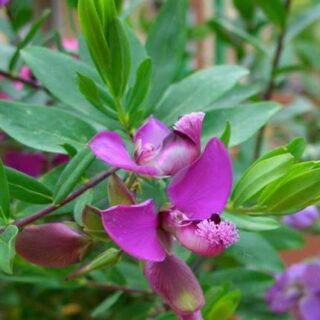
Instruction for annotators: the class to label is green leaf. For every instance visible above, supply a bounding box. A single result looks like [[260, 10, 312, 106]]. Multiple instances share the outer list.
[[155, 313, 176, 320], [224, 213, 280, 232], [255, 0, 286, 28], [108, 18, 131, 98], [77, 73, 119, 127], [0, 158, 10, 221], [285, 4, 320, 42], [68, 248, 122, 281], [91, 292, 122, 318], [203, 101, 280, 146], [127, 58, 152, 113], [200, 268, 273, 299], [228, 231, 283, 273], [231, 154, 294, 206], [21, 46, 109, 126], [78, 0, 111, 85], [73, 190, 94, 226], [6, 167, 53, 204], [258, 138, 306, 162], [209, 17, 267, 54], [219, 122, 231, 147], [205, 288, 240, 320], [9, 9, 51, 72], [54, 147, 95, 204], [232, 0, 255, 20], [156, 66, 248, 123], [262, 225, 304, 250], [259, 162, 320, 213], [146, 0, 187, 112], [114, 302, 152, 320], [0, 100, 95, 153], [213, 83, 261, 108], [0, 225, 19, 274], [125, 25, 147, 87]]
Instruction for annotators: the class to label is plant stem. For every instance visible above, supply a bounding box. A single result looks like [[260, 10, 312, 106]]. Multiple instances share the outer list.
[[85, 280, 152, 296], [0, 69, 49, 93], [0, 168, 117, 232], [114, 97, 129, 129], [253, 0, 292, 160]]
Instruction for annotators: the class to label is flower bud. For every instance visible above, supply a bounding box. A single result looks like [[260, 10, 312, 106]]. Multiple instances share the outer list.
[[16, 223, 90, 268], [179, 311, 203, 320], [144, 255, 204, 316], [107, 174, 135, 206]]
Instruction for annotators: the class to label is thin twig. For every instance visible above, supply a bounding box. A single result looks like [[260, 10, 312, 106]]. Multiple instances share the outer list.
[[86, 280, 153, 296], [254, 0, 292, 160], [0, 70, 49, 93], [0, 168, 117, 232]]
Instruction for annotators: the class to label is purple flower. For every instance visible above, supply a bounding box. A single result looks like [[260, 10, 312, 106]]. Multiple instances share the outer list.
[[89, 112, 205, 177], [0, 0, 10, 7], [144, 255, 204, 319], [283, 206, 319, 230], [266, 259, 320, 320], [93, 117, 238, 317], [100, 137, 237, 261], [4, 151, 46, 177]]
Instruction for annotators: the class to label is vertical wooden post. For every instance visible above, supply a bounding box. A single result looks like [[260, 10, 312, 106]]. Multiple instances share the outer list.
[[190, 0, 213, 69]]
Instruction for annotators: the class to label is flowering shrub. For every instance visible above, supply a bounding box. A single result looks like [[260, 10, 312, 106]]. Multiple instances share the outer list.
[[1, 0, 320, 319]]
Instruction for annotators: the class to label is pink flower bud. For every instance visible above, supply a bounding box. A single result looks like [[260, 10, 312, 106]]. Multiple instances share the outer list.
[[144, 255, 204, 316], [16, 223, 90, 268], [179, 311, 203, 320]]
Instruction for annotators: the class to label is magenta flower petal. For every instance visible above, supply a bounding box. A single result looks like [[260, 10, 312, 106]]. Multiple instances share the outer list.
[[299, 295, 320, 320], [4, 151, 46, 177], [173, 112, 205, 148], [133, 116, 170, 150], [144, 254, 204, 316], [162, 212, 239, 257], [168, 137, 233, 220], [101, 200, 166, 261], [16, 223, 89, 268], [155, 133, 200, 176], [89, 131, 158, 176]]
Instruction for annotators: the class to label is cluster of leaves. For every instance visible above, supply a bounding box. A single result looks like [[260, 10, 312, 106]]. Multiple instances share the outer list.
[[0, 0, 320, 319]]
